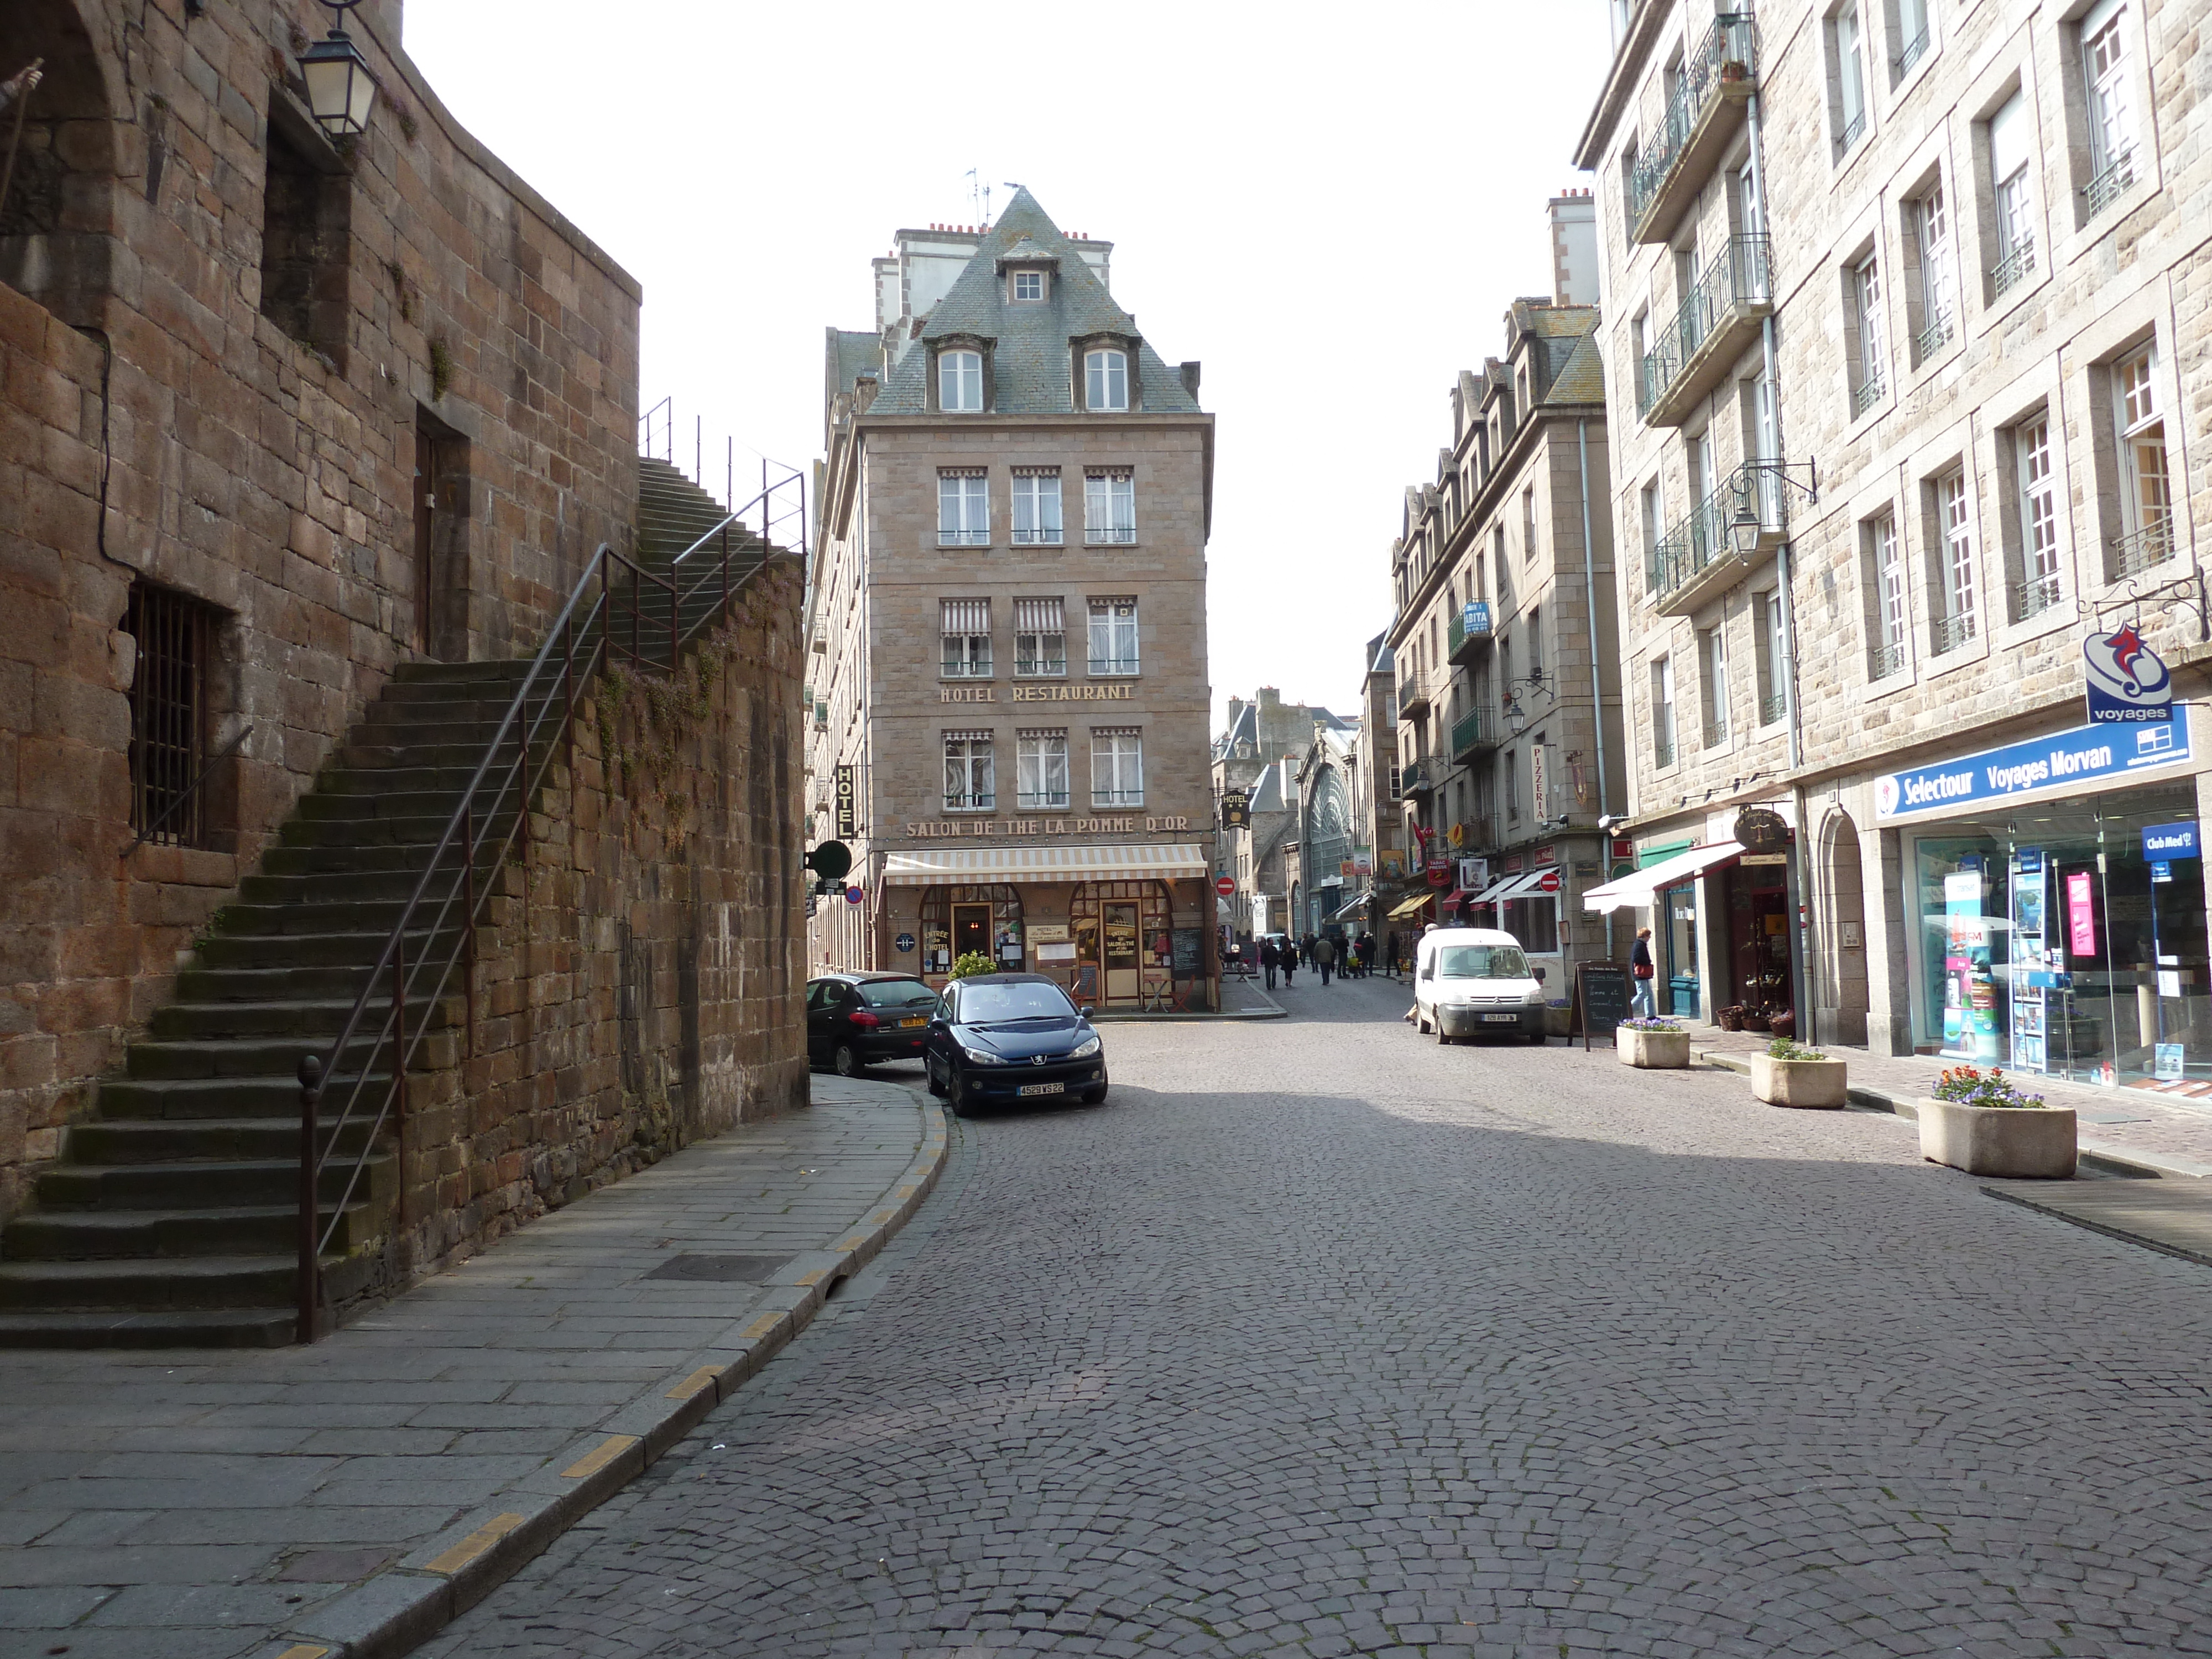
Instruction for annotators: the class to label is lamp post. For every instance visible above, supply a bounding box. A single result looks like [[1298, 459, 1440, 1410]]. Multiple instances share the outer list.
[[1729, 493, 1762, 557], [299, 0, 377, 138]]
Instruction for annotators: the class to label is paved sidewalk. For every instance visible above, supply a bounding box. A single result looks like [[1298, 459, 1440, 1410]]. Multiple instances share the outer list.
[[1683, 1024, 2212, 1176], [0, 1075, 945, 1659]]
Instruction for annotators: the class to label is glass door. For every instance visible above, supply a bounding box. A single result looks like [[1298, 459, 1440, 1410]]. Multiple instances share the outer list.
[[1103, 902, 1141, 1001], [1663, 881, 1699, 1017]]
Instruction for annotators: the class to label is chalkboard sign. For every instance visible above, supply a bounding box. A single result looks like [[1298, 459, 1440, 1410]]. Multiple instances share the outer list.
[[1171, 927, 1204, 974], [1574, 962, 1633, 1048]]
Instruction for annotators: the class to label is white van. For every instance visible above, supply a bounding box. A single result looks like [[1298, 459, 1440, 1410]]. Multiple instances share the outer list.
[[1413, 926, 1548, 1043]]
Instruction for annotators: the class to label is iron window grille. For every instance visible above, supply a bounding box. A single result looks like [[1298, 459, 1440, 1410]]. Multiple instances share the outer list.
[[123, 583, 221, 849], [1853, 372, 1886, 417], [1869, 640, 1908, 680], [2084, 148, 2135, 215], [2014, 573, 2063, 620], [1989, 235, 2036, 296]]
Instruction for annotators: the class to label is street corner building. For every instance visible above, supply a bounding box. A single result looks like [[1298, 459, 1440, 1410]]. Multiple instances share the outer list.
[[809, 191, 1220, 1010], [1573, 0, 2211, 1082], [0, 0, 805, 1344]]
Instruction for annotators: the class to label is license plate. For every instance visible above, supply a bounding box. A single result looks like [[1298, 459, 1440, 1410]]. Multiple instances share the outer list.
[[1481, 1013, 1520, 1024], [1017, 1081, 1066, 1097], [899, 1017, 927, 1028]]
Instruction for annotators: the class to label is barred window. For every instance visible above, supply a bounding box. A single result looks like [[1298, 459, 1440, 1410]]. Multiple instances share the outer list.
[[1017, 729, 1070, 809], [123, 583, 221, 848], [1084, 471, 1136, 545], [938, 469, 989, 547], [943, 731, 995, 811], [1014, 597, 1066, 676], [1090, 728, 1143, 808], [941, 598, 992, 678], [1010, 467, 1063, 546]]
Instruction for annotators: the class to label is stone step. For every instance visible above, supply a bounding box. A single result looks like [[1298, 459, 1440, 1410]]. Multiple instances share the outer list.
[[193, 927, 458, 971], [389, 658, 538, 685], [237, 864, 494, 907], [296, 787, 474, 822], [3, 1199, 373, 1261], [125, 1027, 444, 1079], [147, 994, 453, 1043], [0, 1254, 300, 1311], [257, 842, 456, 877], [0, 1307, 298, 1349], [64, 1112, 384, 1167], [37, 1152, 395, 1210], [276, 812, 482, 849], [175, 960, 397, 1002], [97, 1073, 396, 1121]]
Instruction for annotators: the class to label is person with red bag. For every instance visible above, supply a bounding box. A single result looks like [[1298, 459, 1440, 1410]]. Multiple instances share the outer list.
[[1630, 926, 1658, 1019]]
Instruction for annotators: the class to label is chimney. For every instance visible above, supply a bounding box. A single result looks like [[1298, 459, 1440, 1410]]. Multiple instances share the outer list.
[[1225, 695, 1246, 733], [854, 375, 879, 415], [1178, 361, 1202, 398], [1548, 192, 1599, 307]]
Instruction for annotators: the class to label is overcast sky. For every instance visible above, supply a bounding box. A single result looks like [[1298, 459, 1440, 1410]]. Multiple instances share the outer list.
[[404, 2, 1613, 732]]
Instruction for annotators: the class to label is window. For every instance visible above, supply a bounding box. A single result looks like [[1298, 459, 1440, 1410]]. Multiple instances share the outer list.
[[259, 128, 352, 357], [1933, 468, 1976, 653], [1869, 509, 1909, 677], [938, 469, 989, 547], [2014, 415, 2062, 618], [1893, 0, 1932, 76], [1832, 1, 1869, 157], [1084, 470, 1136, 545], [1640, 479, 1665, 593], [1018, 729, 1070, 809], [1012, 270, 1044, 302], [1526, 606, 1542, 677], [2083, 3, 2136, 210], [1911, 182, 1957, 363], [1014, 597, 1066, 676], [1989, 91, 2036, 295], [1088, 597, 1139, 675], [943, 732, 995, 811], [1506, 747, 1521, 822], [941, 599, 992, 678], [1849, 252, 1887, 414], [939, 348, 984, 413], [1091, 728, 1143, 807], [1085, 349, 1129, 412], [1651, 655, 1677, 767], [2113, 345, 2172, 575], [1700, 625, 1730, 747], [1522, 487, 1538, 564], [1754, 592, 1789, 724], [123, 583, 221, 849], [1010, 467, 1063, 546]]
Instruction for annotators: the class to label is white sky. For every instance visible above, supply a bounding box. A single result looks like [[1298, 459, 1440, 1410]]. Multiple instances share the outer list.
[[403, 2, 1612, 733]]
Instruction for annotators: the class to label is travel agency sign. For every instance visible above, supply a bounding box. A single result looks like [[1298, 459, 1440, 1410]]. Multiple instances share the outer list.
[[2083, 620, 2172, 723], [1875, 719, 2194, 823]]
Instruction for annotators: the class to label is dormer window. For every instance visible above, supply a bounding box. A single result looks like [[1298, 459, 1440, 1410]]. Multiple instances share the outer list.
[[1086, 349, 1129, 412], [1011, 270, 1045, 302], [940, 349, 984, 413]]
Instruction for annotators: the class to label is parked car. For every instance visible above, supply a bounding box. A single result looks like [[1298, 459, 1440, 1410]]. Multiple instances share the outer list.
[[924, 972, 1108, 1116], [1411, 926, 1547, 1043], [806, 973, 942, 1076]]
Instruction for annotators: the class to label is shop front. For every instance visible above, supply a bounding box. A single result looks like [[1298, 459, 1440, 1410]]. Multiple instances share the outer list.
[[1877, 720, 2206, 1088]]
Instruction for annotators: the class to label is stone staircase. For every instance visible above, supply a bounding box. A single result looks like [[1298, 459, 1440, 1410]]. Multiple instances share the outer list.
[[0, 461, 762, 1347]]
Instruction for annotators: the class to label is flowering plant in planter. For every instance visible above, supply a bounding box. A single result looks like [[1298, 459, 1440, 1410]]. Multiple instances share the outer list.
[[1932, 1065, 2045, 1109], [948, 951, 999, 980], [1768, 1036, 1827, 1061], [1621, 1017, 1683, 1032]]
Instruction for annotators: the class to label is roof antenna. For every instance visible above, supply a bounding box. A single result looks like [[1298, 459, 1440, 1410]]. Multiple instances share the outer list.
[[966, 168, 991, 228]]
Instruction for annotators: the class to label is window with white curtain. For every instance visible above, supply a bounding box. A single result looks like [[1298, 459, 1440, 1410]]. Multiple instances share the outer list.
[[939, 349, 984, 413], [1913, 181, 1957, 358], [1850, 251, 1887, 411], [1084, 349, 1129, 411], [1090, 728, 1142, 807], [1700, 625, 1730, 745], [938, 469, 988, 546], [1651, 655, 1677, 766], [1010, 468, 1063, 546], [940, 598, 992, 678], [1018, 729, 1070, 809], [943, 731, 994, 811], [1014, 597, 1066, 676], [1832, 1, 1869, 155], [1084, 471, 1136, 544], [1087, 597, 1139, 674], [1641, 479, 1664, 593]]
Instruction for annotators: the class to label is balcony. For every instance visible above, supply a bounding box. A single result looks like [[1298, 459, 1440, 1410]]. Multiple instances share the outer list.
[[1639, 236, 1772, 427], [1651, 460, 1792, 617], [1451, 707, 1497, 764], [1397, 756, 1436, 801], [1625, 12, 1760, 246], [1447, 602, 1494, 665], [1399, 671, 1437, 718]]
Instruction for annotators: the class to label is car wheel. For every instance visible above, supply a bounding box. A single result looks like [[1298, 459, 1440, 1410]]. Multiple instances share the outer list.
[[924, 1057, 946, 1098], [1079, 1086, 1108, 1105], [1436, 1024, 1452, 1045], [832, 1041, 862, 1078], [946, 1070, 978, 1119], [1416, 1008, 1431, 1034]]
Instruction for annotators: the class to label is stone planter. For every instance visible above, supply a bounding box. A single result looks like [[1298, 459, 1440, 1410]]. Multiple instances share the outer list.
[[1749, 1052, 1848, 1108], [1616, 1027, 1691, 1069], [1918, 1098, 2077, 1178], [1544, 1004, 1573, 1037]]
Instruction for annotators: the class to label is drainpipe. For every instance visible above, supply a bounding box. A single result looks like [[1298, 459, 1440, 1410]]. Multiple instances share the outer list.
[[1577, 417, 1613, 962]]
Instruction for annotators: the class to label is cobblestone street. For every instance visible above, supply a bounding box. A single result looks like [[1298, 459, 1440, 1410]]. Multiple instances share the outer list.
[[420, 974, 2212, 1658]]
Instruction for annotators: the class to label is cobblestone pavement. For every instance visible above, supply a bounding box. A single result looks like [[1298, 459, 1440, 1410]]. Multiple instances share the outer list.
[[0, 1078, 931, 1659], [425, 973, 2212, 1659]]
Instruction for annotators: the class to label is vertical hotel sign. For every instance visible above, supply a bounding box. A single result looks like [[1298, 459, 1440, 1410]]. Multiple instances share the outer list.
[[834, 764, 857, 838]]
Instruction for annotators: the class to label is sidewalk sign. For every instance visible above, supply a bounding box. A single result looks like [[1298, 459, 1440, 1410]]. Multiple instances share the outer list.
[[1573, 962, 1631, 1048]]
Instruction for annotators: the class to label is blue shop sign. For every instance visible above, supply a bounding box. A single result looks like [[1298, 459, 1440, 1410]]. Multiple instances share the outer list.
[[1875, 719, 2193, 823], [2143, 822, 2199, 860]]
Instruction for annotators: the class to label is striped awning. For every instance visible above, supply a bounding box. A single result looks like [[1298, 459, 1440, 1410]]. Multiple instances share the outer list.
[[1386, 891, 1435, 920], [883, 843, 1209, 885]]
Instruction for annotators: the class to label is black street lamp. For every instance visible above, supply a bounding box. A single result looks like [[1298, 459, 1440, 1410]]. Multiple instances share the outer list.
[[299, 0, 377, 138]]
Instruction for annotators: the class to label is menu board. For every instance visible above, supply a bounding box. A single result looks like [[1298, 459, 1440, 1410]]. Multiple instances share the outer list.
[[1574, 963, 1632, 1048], [1171, 928, 1204, 973]]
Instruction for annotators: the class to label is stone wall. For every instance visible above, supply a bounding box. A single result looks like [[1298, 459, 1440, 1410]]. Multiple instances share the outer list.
[[0, 0, 640, 1215]]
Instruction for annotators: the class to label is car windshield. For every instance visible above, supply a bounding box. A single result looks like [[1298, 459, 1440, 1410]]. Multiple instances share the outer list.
[[957, 982, 1076, 1022], [1437, 944, 1530, 979], [857, 979, 936, 1009]]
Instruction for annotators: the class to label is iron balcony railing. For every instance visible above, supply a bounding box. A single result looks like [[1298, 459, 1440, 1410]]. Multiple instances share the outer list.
[[1018, 791, 1070, 810], [1010, 528, 1063, 547], [1702, 719, 1730, 750], [1650, 460, 1791, 603], [1637, 236, 1771, 418], [1088, 656, 1140, 675], [1398, 756, 1434, 797], [1085, 524, 1138, 546], [1869, 640, 1908, 680], [1093, 789, 1145, 808], [2113, 514, 2176, 578], [1451, 707, 1490, 758], [941, 656, 993, 678], [1894, 26, 1931, 76], [1447, 606, 1494, 659], [1015, 657, 1068, 676], [1834, 106, 1866, 160], [1912, 312, 1955, 367], [1653, 733, 1676, 769], [1852, 371, 1886, 418], [945, 791, 996, 811], [1759, 691, 1788, 726], [1624, 11, 1759, 231], [2014, 572, 2062, 621], [1990, 235, 2036, 296], [2084, 149, 2136, 215], [1932, 611, 1976, 655], [938, 528, 989, 548]]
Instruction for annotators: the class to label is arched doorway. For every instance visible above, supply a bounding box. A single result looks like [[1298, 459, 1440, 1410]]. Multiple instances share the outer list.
[[1069, 879, 1172, 1007], [918, 884, 1022, 977], [0, 4, 128, 325], [1820, 810, 1870, 1045]]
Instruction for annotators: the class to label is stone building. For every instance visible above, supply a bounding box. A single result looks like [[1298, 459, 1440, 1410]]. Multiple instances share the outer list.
[[1575, 0, 2211, 1084], [1383, 225, 1627, 982], [1345, 634, 1408, 945], [1212, 688, 1351, 943], [0, 0, 801, 1342], [1227, 756, 1297, 945], [1288, 721, 1361, 941], [809, 190, 1220, 1011]]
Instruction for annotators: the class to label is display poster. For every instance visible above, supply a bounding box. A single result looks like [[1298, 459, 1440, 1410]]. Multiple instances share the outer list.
[[2067, 871, 2098, 956], [2010, 851, 2047, 1074], [2156, 1043, 2187, 1081]]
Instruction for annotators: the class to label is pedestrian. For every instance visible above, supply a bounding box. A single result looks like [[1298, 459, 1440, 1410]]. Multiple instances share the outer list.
[[1315, 933, 1337, 986], [1357, 933, 1375, 978], [1281, 937, 1296, 987], [1260, 937, 1279, 990], [1631, 926, 1658, 1019], [1385, 930, 1400, 979]]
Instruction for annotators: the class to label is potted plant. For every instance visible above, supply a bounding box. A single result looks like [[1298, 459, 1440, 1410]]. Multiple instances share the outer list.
[[1617, 1017, 1691, 1069], [1918, 1066, 2076, 1178], [1750, 1036, 1848, 1108], [1715, 1005, 1746, 1032], [947, 951, 998, 980], [1720, 59, 1749, 83], [1743, 1006, 1772, 1032], [1544, 998, 1573, 1037], [1767, 1008, 1796, 1040]]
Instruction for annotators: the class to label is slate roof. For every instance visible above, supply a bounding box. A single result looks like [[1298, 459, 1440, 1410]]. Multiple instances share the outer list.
[[1543, 330, 1605, 405], [1246, 760, 1290, 814], [868, 189, 1201, 419], [1367, 633, 1395, 676], [833, 329, 884, 395]]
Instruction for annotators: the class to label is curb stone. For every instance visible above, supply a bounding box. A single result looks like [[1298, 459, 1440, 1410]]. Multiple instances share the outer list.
[[265, 1089, 950, 1659]]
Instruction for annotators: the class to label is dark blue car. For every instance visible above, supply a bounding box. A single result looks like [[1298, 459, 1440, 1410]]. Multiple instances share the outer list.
[[924, 973, 1108, 1117]]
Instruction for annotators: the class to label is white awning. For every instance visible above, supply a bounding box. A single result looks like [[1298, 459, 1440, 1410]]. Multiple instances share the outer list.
[[1580, 839, 1744, 914], [1494, 869, 1559, 901], [1331, 890, 1372, 921], [882, 842, 1209, 885]]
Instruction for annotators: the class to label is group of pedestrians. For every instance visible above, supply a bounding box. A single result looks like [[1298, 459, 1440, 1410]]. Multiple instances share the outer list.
[[1256, 931, 1380, 990]]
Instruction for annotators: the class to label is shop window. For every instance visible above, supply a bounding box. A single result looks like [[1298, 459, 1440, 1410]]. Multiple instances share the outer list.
[[1506, 895, 1559, 954], [1010, 468, 1062, 546], [1091, 728, 1143, 808], [942, 731, 994, 812], [1017, 729, 1070, 810], [940, 599, 992, 678], [1014, 597, 1066, 676], [1087, 597, 1138, 675], [938, 469, 989, 547], [122, 582, 225, 849], [2107, 345, 2172, 578], [1084, 471, 1136, 544], [259, 124, 353, 358]]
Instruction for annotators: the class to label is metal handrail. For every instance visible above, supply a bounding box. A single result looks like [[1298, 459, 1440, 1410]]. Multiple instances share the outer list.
[[1624, 12, 1759, 230], [296, 468, 805, 1342], [122, 724, 252, 856], [1637, 235, 1771, 416]]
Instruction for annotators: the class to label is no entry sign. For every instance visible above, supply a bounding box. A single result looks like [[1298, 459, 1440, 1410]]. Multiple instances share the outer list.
[[1214, 874, 1237, 898]]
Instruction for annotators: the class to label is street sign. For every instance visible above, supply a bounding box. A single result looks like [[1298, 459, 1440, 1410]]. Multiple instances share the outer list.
[[2084, 621, 2173, 723], [805, 841, 853, 880], [1214, 874, 1237, 898], [895, 932, 915, 952], [1536, 869, 1561, 893], [843, 885, 863, 905]]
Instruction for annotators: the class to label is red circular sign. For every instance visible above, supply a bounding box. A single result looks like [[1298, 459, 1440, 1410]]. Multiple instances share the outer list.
[[1537, 870, 1561, 893], [1214, 874, 1237, 897]]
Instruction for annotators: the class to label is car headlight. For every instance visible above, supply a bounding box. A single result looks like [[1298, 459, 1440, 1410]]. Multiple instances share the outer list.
[[960, 1045, 1009, 1065], [1067, 1035, 1102, 1060]]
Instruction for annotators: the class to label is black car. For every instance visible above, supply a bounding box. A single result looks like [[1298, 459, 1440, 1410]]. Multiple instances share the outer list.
[[923, 973, 1108, 1116], [806, 973, 942, 1076]]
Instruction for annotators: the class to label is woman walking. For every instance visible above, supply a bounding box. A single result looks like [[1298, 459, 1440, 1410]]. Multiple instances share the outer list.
[[1630, 926, 1658, 1019]]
